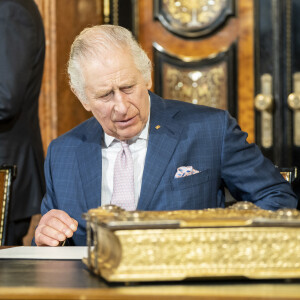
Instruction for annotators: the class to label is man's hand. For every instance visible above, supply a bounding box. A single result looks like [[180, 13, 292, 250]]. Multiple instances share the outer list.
[[35, 209, 78, 246]]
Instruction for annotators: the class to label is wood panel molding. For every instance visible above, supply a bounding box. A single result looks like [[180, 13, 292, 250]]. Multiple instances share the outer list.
[[237, 0, 254, 143], [34, 0, 103, 154], [34, 0, 58, 154]]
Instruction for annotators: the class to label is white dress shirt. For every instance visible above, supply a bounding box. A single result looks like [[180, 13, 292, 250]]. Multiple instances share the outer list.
[[101, 117, 150, 208]]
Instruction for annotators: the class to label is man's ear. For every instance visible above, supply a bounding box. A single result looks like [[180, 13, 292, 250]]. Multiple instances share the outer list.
[[146, 78, 152, 90], [71, 87, 91, 111], [81, 100, 91, 112]]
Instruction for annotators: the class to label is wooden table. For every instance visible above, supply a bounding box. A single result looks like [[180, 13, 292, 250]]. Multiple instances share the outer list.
[[1, 257, 300, 299]]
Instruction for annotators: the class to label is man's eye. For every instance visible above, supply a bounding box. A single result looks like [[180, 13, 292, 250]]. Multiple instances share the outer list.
[[122, 86, 134, 93], [103, 92, 112, 97], [98, 92, 112, 101]]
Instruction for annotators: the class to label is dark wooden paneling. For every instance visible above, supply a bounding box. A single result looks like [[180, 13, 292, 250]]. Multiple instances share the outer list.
[[56, 0, 100, 137], [35, 0, 103, 153]]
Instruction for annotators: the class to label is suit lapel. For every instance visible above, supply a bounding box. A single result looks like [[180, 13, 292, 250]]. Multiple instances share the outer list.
[[75, 119, 103, 211], [138, 93, 183, 210]]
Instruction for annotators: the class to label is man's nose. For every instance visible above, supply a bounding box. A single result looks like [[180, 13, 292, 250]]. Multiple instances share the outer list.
[[113, 91, 129, 114]]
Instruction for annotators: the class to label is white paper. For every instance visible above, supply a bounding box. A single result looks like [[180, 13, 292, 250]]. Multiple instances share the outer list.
[[0, 246, 88, 260]]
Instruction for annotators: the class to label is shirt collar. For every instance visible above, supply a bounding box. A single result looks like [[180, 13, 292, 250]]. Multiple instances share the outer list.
[[103, 95, 150, 147]]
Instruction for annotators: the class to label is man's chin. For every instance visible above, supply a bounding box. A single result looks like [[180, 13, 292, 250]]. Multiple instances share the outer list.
[[115, 127, 142, 141]]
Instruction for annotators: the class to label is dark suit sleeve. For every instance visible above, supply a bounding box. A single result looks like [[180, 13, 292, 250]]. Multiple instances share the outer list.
[[220, 111, 298, 210], [31, 142, 57, 246], [40, 141, 57, 216], [0, 1, 35, 121]]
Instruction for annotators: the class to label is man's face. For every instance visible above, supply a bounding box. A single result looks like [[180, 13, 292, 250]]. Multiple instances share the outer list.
[[80, 49, 151, 141]]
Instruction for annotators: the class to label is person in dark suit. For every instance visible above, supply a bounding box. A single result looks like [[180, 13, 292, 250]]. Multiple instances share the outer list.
[[0, 0, 46, 245], [34, 25, 297, 247]]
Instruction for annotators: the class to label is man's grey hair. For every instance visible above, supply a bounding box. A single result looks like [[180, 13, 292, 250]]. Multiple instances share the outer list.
[[67, 25, 152, 102]]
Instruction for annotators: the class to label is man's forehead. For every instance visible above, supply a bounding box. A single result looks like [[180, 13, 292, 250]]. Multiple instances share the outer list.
[[82, 46, 132, 65], [87, 72, 138, 94], [82, 52, 139, 76]]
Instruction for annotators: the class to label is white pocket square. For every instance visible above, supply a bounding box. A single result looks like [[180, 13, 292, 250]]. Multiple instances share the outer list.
[[174, 166, 199, 178]]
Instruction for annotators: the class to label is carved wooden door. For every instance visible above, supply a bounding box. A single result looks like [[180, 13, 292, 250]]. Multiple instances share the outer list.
[[138, 0, 255, 142], [254, 0, 299, 199]]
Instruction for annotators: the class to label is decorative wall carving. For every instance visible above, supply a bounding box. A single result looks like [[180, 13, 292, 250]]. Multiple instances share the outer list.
[[154, 42, 237, 116], [162, 60, 227, 109], [84, 204, 300, 282]]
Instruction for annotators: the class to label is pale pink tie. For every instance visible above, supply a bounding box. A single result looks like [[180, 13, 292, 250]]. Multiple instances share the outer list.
[[111, 141, 135, 211]]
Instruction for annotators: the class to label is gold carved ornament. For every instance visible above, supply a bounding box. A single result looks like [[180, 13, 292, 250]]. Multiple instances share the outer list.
[[163, 62, 227, 109], [0, 170, 9, 245], [162, 0, 227, 30], [83, 203, 300, 282]]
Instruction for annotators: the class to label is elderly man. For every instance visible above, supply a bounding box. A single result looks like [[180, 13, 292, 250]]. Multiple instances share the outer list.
[[34, 25, 297, 246]]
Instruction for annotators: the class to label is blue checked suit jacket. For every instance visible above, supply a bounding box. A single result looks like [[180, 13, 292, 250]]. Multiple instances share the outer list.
[[40, 92, 298, 245]]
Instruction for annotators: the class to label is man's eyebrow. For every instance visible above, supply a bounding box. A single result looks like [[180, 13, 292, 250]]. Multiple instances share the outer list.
[[120, 83, 135, 88], [93, 89, 112, 98]]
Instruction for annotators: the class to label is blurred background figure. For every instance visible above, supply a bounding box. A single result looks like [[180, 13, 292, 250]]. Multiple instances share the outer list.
[[0, 0, 45, 245]]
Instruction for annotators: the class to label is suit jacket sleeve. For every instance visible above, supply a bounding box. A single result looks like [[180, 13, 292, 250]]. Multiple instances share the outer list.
[[221, 111, 297, 210], [0, 1, 35, 121], [31, 142, 54, 246], [40, 141, 57, 216]]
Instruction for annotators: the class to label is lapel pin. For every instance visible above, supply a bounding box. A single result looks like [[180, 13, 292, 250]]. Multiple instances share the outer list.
[[155, 125, 161, 130]]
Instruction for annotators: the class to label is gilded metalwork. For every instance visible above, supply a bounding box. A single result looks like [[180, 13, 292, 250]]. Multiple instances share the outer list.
[[156, 0, 233, 37], [162, 0, 226, 28], [163, 62, 227, 109], [0, 170, 9, 245], [132, 0, 139, 38], [254, 74, 273, 148], [154, 42, 237, 115], [83, 203, 300, 282], [112, 0, 119, 25], [288, 72, 300, 146], [281, 171, 291, 183], [103, 0, 110, 24], [279, 167, 298, 184], [286, 0, 292, 96]]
